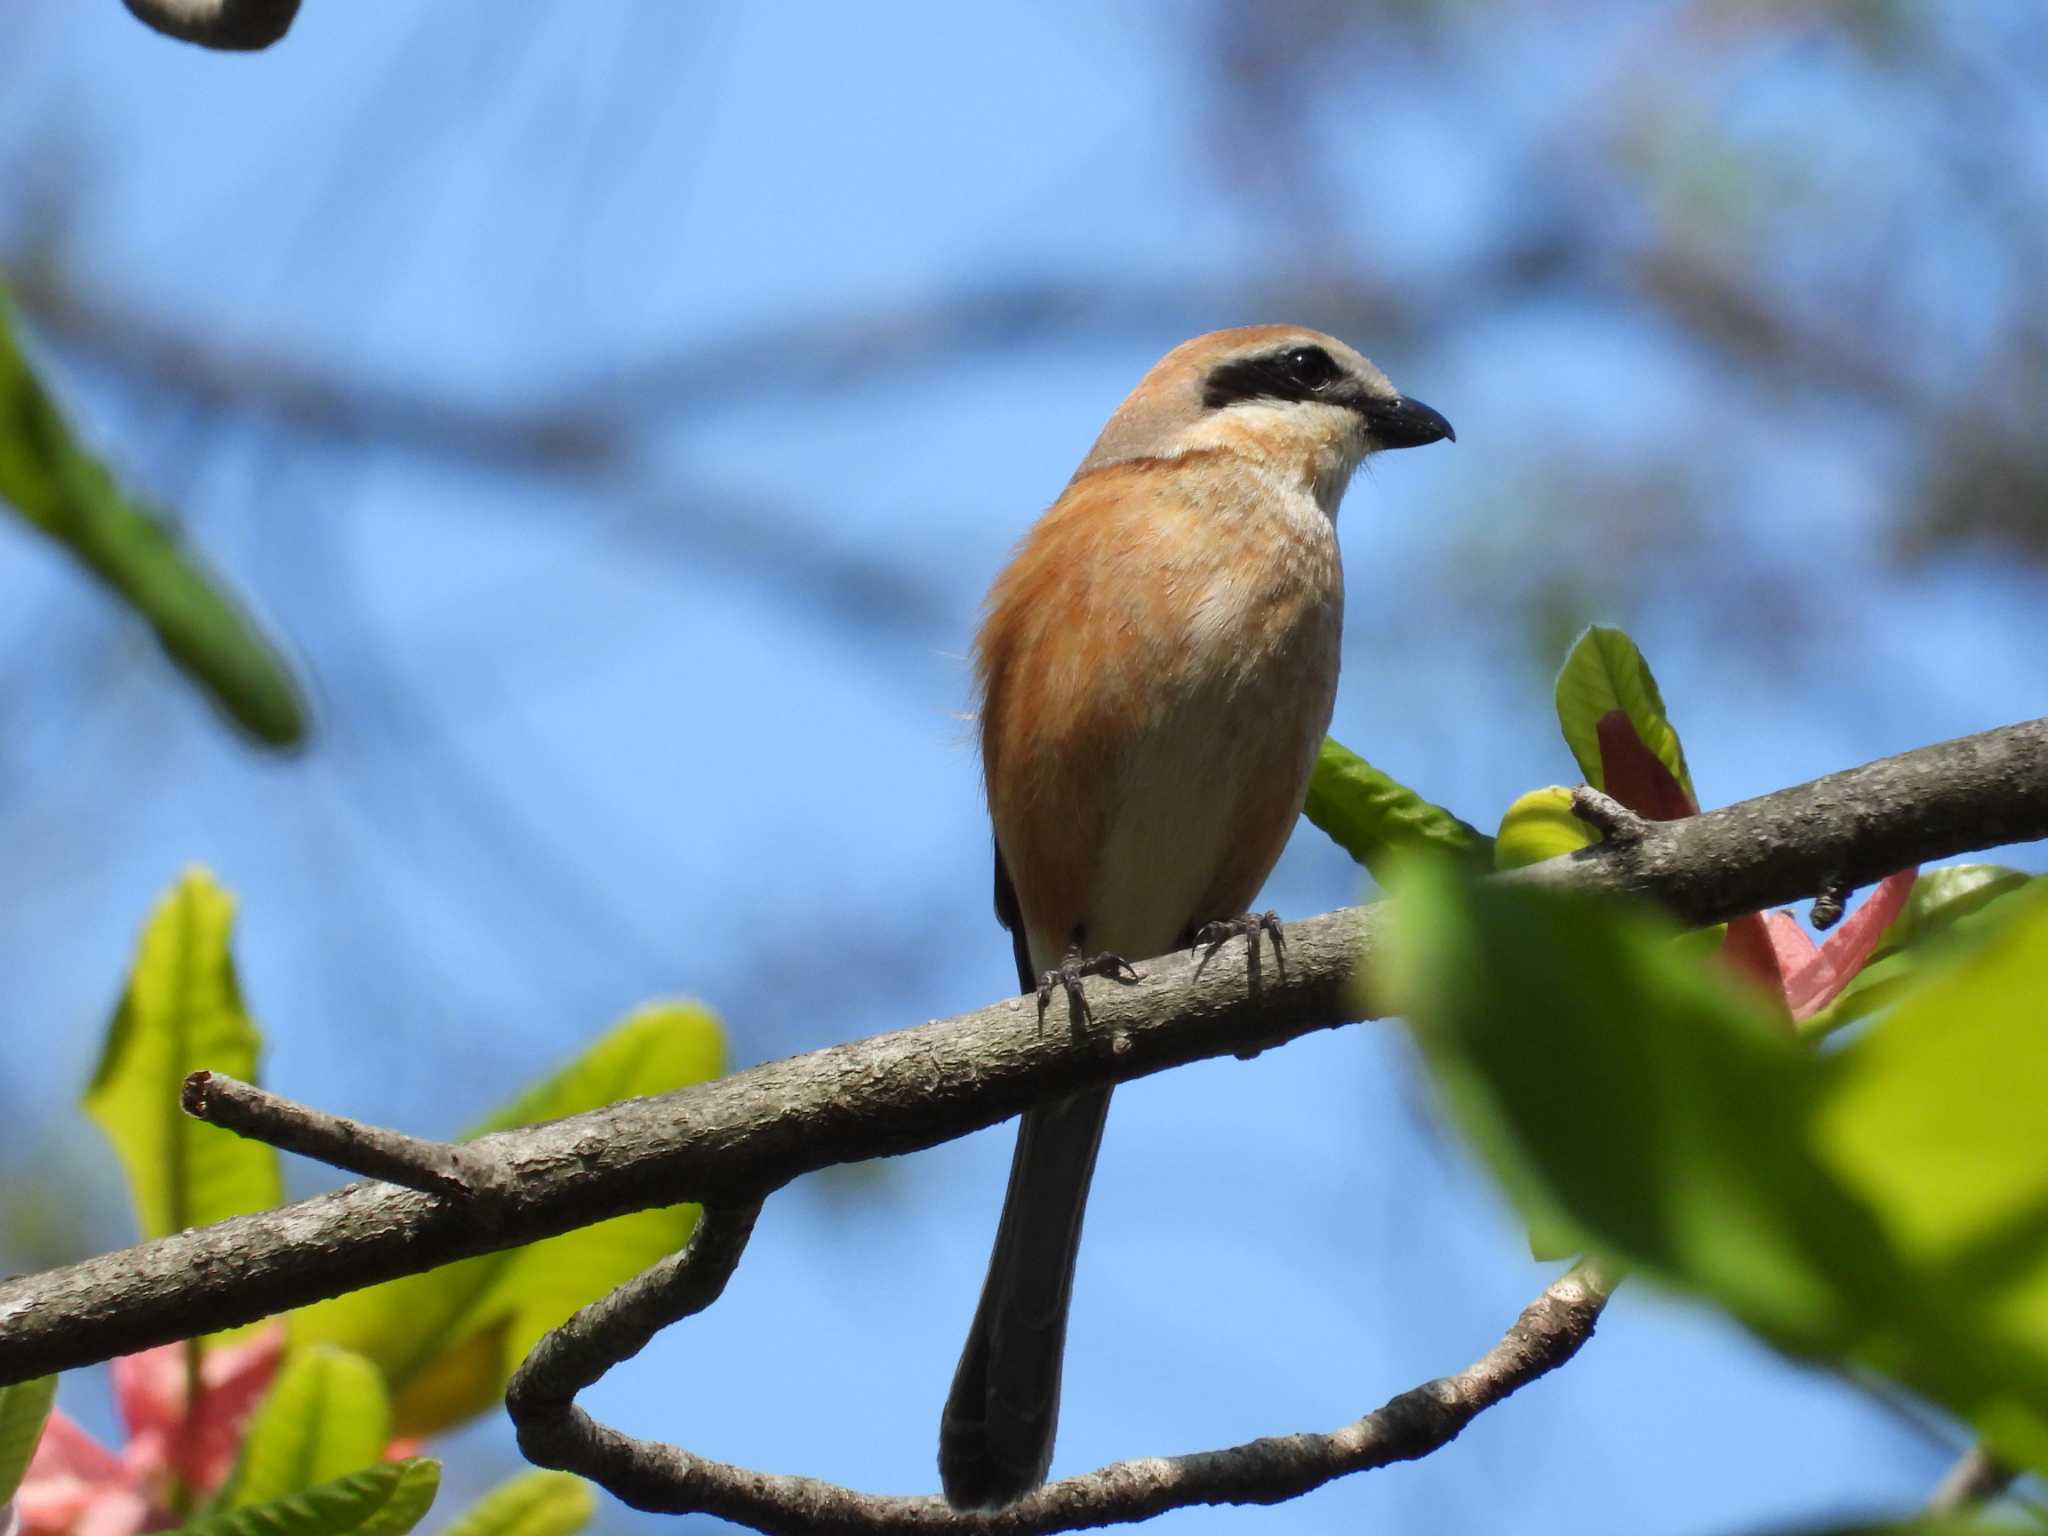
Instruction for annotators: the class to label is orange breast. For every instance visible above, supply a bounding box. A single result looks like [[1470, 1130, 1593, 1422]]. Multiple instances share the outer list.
[[975, 453, 1341, 969]]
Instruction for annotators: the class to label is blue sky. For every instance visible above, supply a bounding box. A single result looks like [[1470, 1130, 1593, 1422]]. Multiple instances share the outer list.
[[3, 4, 2043, 1533]]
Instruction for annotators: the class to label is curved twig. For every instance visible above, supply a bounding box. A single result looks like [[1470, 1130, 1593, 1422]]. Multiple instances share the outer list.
[[506, 1215, 1610, 1534]]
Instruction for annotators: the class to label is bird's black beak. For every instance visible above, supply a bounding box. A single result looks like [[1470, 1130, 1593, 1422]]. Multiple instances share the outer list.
[[1360, 394, 1455, 448]]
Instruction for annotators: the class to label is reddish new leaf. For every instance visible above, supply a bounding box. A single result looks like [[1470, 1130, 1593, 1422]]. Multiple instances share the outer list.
[[1595, 710, 1699, 820], [1717, 915, 1797, 1029], [1783, 870, 1920, 1021]]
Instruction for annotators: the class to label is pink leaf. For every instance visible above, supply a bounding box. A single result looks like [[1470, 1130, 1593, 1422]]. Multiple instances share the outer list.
[[1716, 914, 1798, 1029], [16, 1416, 157, 1536], [1785, 869, 1920, 1021], [114, 1327, 282, 1498]]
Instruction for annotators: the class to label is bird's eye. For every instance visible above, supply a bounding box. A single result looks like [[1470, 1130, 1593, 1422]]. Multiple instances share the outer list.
[[1282, 346, 1340, 390]]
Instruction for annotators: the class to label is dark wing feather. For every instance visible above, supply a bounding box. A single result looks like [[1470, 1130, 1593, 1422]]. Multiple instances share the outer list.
[[993, 836, 1033, 994]]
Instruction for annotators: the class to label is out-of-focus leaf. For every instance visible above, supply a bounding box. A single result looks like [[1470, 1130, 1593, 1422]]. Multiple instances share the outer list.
[[220, 1347, 391, 1511], [435, 1472, 593, 1536], [293, 1002, 724, 1437], [1715, 913, 1798, 1028], [0, 1377, 56, 1501], [1493, 786, 1596, 871], [0, 287, 304, 747], [84, 869, 282, 1242], [346, 1460, 439, 1536], [1303, 737, 1491, 878], [1392, 866, 2048, 1476], [174, 1459, 439, 1536], [1391, 865, 1891, 1342], [1814, 885, 2048, 1473], [1803, 867, 2040, 1039], [1554, 625, 1694, 802], [1872, 865, 2037, 962]]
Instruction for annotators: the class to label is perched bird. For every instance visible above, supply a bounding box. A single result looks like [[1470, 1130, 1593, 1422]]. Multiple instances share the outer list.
[[941, 326, 1453, 1509]]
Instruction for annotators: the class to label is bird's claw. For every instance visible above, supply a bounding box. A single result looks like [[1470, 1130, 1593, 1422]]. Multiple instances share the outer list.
[[1194, 910, 1287, 973], [1035, 945, 1141, 1030]]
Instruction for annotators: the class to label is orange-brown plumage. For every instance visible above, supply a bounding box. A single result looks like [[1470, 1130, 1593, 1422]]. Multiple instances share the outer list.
[[975, 447, 1342, 964], [941, 327, 1452, 1511]]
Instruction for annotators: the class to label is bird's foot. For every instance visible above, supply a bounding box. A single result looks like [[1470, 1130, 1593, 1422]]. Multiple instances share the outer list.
[[1193, 910, 1287, 977], [1035, 945, 1141, 1031]]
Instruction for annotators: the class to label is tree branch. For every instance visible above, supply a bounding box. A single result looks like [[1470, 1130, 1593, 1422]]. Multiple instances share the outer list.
[[120, 0, 300, 50], [1924, 1444, 2017, 1516], [182, 1071, 513, 1203], [0, 718, 2042, 1389], [504, 1203, 1610, 1533]]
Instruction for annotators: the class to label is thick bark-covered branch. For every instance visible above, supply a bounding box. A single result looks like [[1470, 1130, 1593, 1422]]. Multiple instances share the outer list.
[[0, 718, 2042, 1386], [121, 0, 300, 49]]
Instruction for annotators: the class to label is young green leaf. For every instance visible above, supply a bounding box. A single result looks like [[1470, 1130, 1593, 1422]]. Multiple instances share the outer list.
[[1554, 625, 1694, 801], [0, 1376, 57, 1502], [1492, 786, 1596, 871], [1392, 866, 2048, 1477], [1303, 737, 1492, 878], [435, 1472, 593, 1536], [1812, 884, 2048, 1473], [219, 1347, 392, 1511], [173, 1459, 440, 1536], [293, 1001, 725, 1437], [1871, 865, 2037, 961], [84, 869, 282, 1242], [1801, 867, 2040, 1039], [1391, 864, 1898, 1346], [348, 1460, 440, 1536], [0, 288, 305, 747]]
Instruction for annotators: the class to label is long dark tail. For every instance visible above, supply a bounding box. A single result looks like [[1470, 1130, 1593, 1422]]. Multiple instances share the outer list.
[[938, 1083, 1113, 1509]]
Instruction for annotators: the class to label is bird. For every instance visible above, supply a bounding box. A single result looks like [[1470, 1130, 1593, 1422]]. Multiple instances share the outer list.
[[940, 326, 1453, 1510]]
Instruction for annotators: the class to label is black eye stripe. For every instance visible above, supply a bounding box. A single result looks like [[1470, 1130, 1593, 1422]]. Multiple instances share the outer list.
[[1201, 345, 1344, 410]]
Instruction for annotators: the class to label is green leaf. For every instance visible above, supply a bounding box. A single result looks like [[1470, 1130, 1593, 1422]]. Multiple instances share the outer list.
[[1303, 737, 1492, 878], [84, 868, 282, 1242], [173, 1459, 439, 1536], [349, 1461, 440, 1536], [0, 1375, 57, 1502], [1392, 866, 2048, 1477], [1391, 865, 1894, 1343], [0, 286, 305, 747], [1814, 885, 2048, 1472], [1802, 867, 2041, 1039], [1492, 786, 1597, 871], [1874, 865, 2037, 960], [436, 1472, 593, 1536], [294, 1001, 725, 1436], [1553, 625, 1694, 800], [220, 1347, 392, 1511]]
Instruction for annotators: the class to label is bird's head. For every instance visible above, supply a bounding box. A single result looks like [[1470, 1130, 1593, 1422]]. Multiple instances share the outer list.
[[1076, 325, 1454, 513]]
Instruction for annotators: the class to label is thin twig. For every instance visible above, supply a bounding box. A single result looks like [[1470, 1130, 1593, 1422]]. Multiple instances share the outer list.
[[1924, 1443, 2017, 1516], [181, 1071, 512, 1203], [512, 1241, 1610, 1534], [1569, 786, 1650, 845]]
